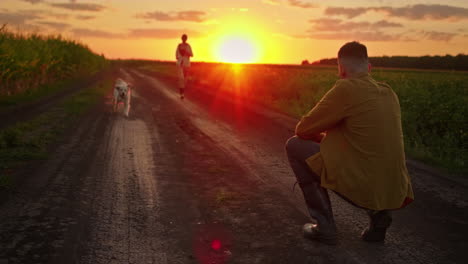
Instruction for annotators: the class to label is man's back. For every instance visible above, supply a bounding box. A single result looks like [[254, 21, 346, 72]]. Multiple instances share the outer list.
[[176, 43, 193, 67], [298, 73, 414, 210], [339, 74, 404, 160]]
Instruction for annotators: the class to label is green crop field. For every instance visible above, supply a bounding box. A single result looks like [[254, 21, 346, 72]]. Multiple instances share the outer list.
[[0, 25, 107, 99], [139, 61, 468, 174]]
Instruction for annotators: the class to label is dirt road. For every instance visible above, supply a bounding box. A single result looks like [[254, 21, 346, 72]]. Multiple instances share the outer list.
[[0, 68, 467, 264]]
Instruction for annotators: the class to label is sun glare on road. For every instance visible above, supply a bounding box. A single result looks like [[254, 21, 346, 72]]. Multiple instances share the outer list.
[[216, 36, 258, 63]]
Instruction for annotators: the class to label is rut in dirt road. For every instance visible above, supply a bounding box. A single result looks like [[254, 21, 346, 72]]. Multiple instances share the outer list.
[[0, 67, 467, 264]]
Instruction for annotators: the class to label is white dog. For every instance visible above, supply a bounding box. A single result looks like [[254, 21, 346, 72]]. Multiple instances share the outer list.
[[113, 78, 131, 117]]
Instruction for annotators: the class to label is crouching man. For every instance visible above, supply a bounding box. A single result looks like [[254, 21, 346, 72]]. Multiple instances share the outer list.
[[285, 41, 414, 245]]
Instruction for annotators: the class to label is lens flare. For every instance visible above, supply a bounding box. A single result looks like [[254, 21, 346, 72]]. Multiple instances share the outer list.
[[211, 239, 222, 251]]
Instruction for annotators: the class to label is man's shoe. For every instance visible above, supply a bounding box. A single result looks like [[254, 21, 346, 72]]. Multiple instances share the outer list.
[[361, 210, 392, 242], [303, 223, 338, 245]]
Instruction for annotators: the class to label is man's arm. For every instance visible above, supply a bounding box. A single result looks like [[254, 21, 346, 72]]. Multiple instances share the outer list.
[[176, 44, 181, 60], [295, 81, 348, 140], [187, 44, 193, 57]]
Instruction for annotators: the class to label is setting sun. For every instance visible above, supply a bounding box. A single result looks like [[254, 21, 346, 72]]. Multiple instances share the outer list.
[[216, 36, 258, 63]]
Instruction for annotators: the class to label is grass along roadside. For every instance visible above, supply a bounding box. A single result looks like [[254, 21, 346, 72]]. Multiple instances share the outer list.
[[0, 78, 112, 189], [0, 72, 100, 114]]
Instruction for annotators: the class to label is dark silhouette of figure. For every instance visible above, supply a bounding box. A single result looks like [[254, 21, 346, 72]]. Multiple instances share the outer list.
[[176, 34, 193, 99]]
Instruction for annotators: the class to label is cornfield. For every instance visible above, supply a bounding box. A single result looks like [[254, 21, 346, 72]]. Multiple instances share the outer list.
[[0, 24, 107, 96]]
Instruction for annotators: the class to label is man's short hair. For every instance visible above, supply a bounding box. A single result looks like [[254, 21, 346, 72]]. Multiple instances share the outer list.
[[338, 41, 368, 60], [338, 41, 369, 74], [181, 34, 188, 41]]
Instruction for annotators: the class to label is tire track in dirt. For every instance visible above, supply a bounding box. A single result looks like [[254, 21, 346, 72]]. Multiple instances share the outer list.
[[78, 115, 166, 263]]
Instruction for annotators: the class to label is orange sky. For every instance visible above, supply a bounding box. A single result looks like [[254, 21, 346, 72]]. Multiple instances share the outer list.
[[1, 0, 468, 64]]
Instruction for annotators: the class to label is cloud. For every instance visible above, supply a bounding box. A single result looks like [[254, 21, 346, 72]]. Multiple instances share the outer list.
[[20, 0, 44, 4], [373, 20, 402, 28], [324, 7, 368, 19], [288, 0, 318, 9], [297, 27, 459, 42], [11, 9, 70, 20], [325, 4, 468, 21], [300, 31, 401, 41], [76, 15, 96, 20], [128, 28, 201, 39], [38, 10, 70, 20], [71, 28, 124, 38], [49, 3, 107, 12], [136, 10, 206, 23], [302, 15, 459, 42], [70, 27, 201, 39], [377, 4, 468, 21], [36, 21, 70, 30], [309, 18, 402, 31], [422, 31, 457, 41], [0, 11, 42, 25]]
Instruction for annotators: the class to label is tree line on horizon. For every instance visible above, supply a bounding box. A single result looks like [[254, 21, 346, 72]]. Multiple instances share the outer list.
[[302, 54, 468, 71]]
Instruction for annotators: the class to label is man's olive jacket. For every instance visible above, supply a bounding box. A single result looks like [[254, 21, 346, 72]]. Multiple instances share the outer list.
[[296, 73, 414, 210]]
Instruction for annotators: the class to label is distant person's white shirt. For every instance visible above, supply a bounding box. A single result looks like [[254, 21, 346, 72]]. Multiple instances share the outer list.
[[176, 43, 193, 67]]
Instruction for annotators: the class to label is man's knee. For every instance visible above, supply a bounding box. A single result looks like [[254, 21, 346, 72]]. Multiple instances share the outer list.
[[285, 136, 301, 155]]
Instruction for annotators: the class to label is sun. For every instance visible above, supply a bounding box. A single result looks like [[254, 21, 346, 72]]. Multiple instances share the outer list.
[[209, 16, 270, 63], [216, 36, 258, 63]]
